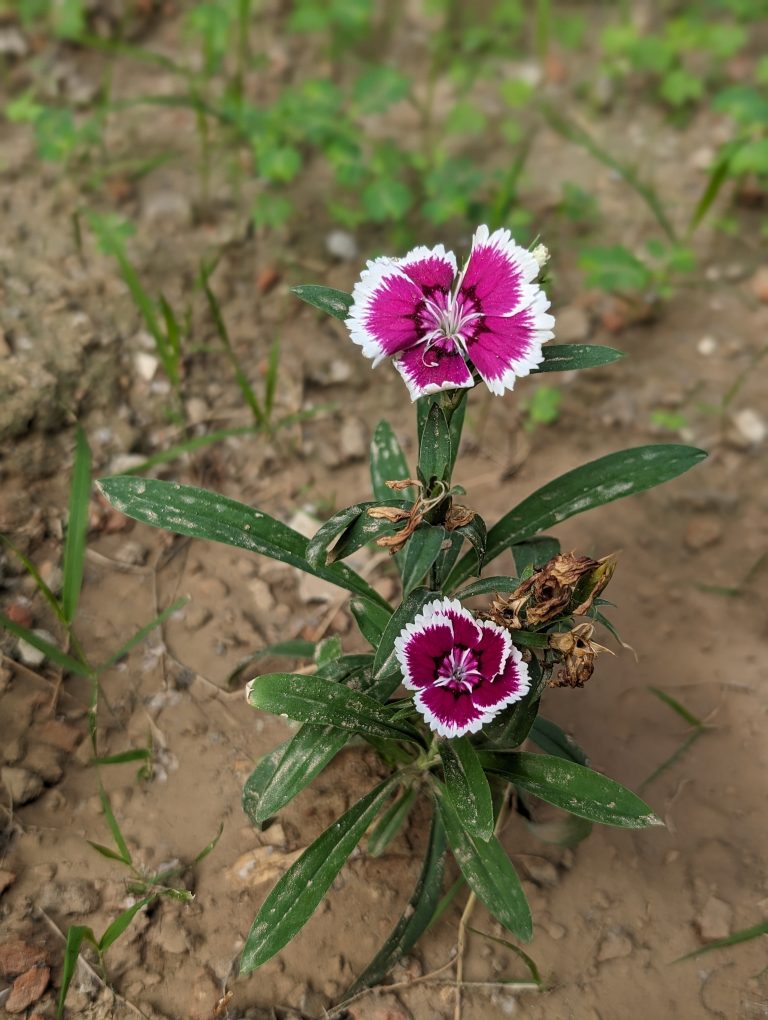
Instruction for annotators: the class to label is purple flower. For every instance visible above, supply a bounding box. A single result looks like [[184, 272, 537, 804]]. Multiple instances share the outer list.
[[346, 225, 554, 401], [394, 598, 530, 738]]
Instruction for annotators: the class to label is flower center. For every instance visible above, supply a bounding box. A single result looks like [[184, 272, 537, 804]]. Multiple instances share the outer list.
[[436, 647, 481, 693], [421, 293, 482, 362]]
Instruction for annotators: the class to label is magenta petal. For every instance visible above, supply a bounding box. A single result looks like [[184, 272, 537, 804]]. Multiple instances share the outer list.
[[471, 647, 530, 712], [468, 291, 554, 396], [346, 259, 425, 362], [458, 225, 540, 318], [393, 340, 473, 402], [396, 621, 454, 690], [415, 685, 487, 738], [440, 602, 482, 649], [400, 244, 457, 292], [473, 621, 510, 679]]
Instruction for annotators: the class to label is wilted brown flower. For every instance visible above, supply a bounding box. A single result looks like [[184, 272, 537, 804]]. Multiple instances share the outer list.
[[489, 552, 617, 629], [548, 623, 613, 688]]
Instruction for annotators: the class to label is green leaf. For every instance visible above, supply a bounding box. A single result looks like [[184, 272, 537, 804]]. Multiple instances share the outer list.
[[353, 65, 411, 114], [367, 786, 417, 857], [0, 615, 93, 679], [371, 588, 440, 697], [467, 926, 543, 985], [480, 752, 662, 828], [673, 920, 768, 963], [89, 749, 152, 767], [240, 778, 396, 972], [418, 402, 452, 486], [452, 515, 487, 574], [315, 636, 343, 667], [432, 530, 464, 590], [350, 597, 393, 649], [62, 425, 92, 625], [246, 674, 423, 745], [401, 526, 446, 595], [97, 477, 388, 608], [455, 575, 522, 599], [99, 896, 155, 952], [349, 809, 446, 994], [291, 284, 353, 321], [435, 782, 532, 942], [648, 686, 705, 729], [439, 737, 494, 841], [56, 925, 99, 1020], [307, 501, 407, 567], [362, 178, 413, 222], [370, 419, 410, 500], [242, 740, 316, 827], [579, 244, 652, 294], [482, 683, 541, 749], [447, 445, 707, 589], [227, 639, 318, 686], [97, 782, 132, 865], [529, 717, 589, 766], [513, 537, 560, 575]]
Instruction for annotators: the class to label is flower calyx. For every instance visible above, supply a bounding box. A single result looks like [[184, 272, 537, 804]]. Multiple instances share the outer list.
[[548, 623, 613, 688], [367, 478, 464, 555]]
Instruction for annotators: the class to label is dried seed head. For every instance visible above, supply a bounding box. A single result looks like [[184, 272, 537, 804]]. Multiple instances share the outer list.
[[548, 623, 613, 688], [445, 504, 476, 531]]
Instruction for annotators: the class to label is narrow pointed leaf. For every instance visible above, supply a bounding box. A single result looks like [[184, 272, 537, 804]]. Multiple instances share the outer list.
[[401, 526, 446, 595], [512, 537, 560, 575], [453, 515, 487, 574], [433, 530, 464, 589], [467, 927, 543, 985], [62, 425, 92, 624], [529, 717, 589, 765], [291, 284, 353, 321], [447, 445, 708, 588], [306, 500, 406, 567], [483, 685, 541, 750], [455, 575, 522, 599], [97, 476, 388, 608], [418, 401, 451, 485], [240, 778, 396, 972], [349, 809, 446, 995], [97, 596, 189, 673], [370, 420, 410, 500], [673, 920, 768, 963], [57, 926, 99, 1020], [479, 752, 662, 828], [0, 615, 93, 678], [246, 674, 423, 744], [99, 896, 155, 952], [371, 587, 440, 696], [367, 785, 417, 857], [531, 344, 623, 374], [98, 782, 132, 864], [350, 597, 393, 648], [439, 737, 494, 840], [243, 730, 348, 827], [435, 782, 532, 942]]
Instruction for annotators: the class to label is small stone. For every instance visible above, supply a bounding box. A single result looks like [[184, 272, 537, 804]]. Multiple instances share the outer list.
[[248, 578, 275, 613], [184, 604, 211, 631], [2, 766, 44, 805], [0, 869, 16, 896], [135, 352, 159, 382], [732, 408, 766, 447], [5, 965, 50, 1013], [34, 719, 83, 753], [23, 744, 63, 784], [298, 573, 336, 604], [17, 629, 55, 667], [3, 735, 25, 764], [684, 515, 723, 552], [227, 846, 303, 887], [186, 398, 209, 425], [749, 266, 768, 303], [696, 895, 732, 941], [545, 921, 567, 940], [697, 336, 718, 357], [0, 940, 46, 977], [141, 188, 193, 228], [597, 929, 634, 962], [113, 540, 149, 566], [38, 879, 101, 916], [108, 453, 148, 474], [520, 856, 559, 887], [256, 266, 280, 294], [339, 417, 367, 462], [5, 599, 33, 629], [325, 230, 359, 261], [556, 305, 590, 343], [309, 358, 353, 387], [0, 27, 28, 58], [260, 822, 286, 847]]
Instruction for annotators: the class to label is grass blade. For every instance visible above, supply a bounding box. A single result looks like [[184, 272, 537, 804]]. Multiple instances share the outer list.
[[97, 783, 132, 866], [56, 925, 99, 1020], [96, 596, 189, 673], [202, 275, 264, 426], [0, 615, 93, 678], [648, 687, 705, 729], [467, 926, 543, 985], [0, 535, 66, 623], [62, 425, 92, 625], [673, 920, 768, 963]]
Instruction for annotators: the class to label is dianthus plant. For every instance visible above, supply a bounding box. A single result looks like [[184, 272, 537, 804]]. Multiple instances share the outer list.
[[99, 226, 706, 997]]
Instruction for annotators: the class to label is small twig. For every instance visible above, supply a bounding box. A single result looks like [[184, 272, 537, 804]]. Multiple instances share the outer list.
[[325, 960, 456, 1019], [454, 891, 477, 1020]]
